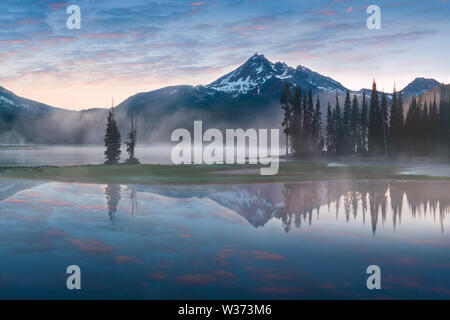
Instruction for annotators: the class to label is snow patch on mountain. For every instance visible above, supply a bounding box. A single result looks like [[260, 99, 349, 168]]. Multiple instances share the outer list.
[[207, 53, 295, 96], [207, 53, 347, 96]]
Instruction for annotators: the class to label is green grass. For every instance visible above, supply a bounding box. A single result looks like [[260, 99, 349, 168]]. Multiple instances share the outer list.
[[0, 161, 441, 185]]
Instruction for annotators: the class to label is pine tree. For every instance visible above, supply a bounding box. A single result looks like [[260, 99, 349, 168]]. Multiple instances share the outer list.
[[280, 83, 292, 155], [291, 86, 303, 156], [301, 88, 313, 154], [380, 91, 388, 158], [342, 90, 352, 154], [350, 94, 360, 153], [421, 101, 430, 155], [404, 96, 420, 155], [124, 116, 140, 164], [439, 85, 450, 154], [388, 86, 404, 157], [326, 102, 335, 154], [429, 92, 439, 154], [335, 94, 344, 155], [312, 95, 322, 153], [104, 107, 121, 164], [368, 80, 383, 155], [360, 90, 368, 154]]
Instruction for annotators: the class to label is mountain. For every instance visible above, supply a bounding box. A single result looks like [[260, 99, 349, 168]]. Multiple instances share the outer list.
[[0, 86, 65, 118], [399, 77, 441, 100], [0, 54, 443, 144], [112, 53, 351, 142], [208, 53, 347, 96]]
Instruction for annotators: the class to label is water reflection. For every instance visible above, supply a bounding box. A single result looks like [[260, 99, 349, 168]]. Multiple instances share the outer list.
[[1, 178, 450, 299], [127, 180, 450, 235], [105, 184, 121, 227]]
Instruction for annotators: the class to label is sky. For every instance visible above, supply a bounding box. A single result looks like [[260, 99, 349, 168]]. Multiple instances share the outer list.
[[0, 0, 449, 110]]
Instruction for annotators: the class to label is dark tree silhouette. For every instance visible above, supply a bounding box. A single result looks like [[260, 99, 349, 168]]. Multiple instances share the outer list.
[[104, 107, 121, 164], [124, 116, 140, 164], [280, 83, 292, 155], [105, 184, 121, 230]]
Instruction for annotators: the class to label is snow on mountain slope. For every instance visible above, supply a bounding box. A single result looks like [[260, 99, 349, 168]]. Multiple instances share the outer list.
[[207, 53, 346, 96]]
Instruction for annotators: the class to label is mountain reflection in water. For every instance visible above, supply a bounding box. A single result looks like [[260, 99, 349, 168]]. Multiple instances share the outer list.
[[118, 180, 450, 234]]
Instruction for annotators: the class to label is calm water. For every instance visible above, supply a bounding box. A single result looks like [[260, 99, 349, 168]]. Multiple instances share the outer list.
[[0, 145, 174, 166], [0, 145, 278, 166], [0, 178, 449, 299]]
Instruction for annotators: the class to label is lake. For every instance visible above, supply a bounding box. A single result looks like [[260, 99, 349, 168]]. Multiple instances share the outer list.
[[0, 145, 175, 166], [0, 178, 449, 299], [0, 145, 279, 166]]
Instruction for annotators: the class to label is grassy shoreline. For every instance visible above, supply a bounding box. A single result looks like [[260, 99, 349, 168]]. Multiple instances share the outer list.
[[1, 162, 449, 185]]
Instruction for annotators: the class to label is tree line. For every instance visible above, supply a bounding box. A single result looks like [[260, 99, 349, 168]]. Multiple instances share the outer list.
[[281, 81, 450, 158]]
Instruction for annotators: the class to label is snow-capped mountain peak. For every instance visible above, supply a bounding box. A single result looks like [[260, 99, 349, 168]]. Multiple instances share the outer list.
[[207, 53, 294, 96], [207, 53, 347, 96]]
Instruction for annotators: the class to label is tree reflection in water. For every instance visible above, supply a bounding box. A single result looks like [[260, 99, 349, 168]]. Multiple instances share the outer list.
[[280, 181, 450, 234], [105, 184, 121, 229]]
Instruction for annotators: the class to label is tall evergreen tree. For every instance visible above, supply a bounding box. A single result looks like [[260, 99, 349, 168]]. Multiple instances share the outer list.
[[388, 86, 404, 156], [404, 96, 421, 154], [350, 94, 360, 153], [335, 94, 344, 155], [301, 88, 313, 154], [421, 101, 430, 155], [124, 115, 140, 164], [380, 91, 388, 158], [312, 95, 323, 153], [291, 86, 303, 156], [360, 90, 368, 154], [342, 90, 352, 154], [368, 80, 383, 155], [280, 83, 292, 155], [104, 107, 121, 164], [429, 92, 440, 154], [326, 102, 336, 154]]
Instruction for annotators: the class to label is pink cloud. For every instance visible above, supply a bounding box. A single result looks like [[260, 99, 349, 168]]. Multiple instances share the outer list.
[[176, 274, 216, 285], [190, 2, 207, 6], [217, 249, 287, 262], [0, 40, 27, 45], [179, 234, 193, 238], [48, 2, 70, 11], [319, 10, 336, 16], [212, 270, 236, 279], [252, 251, 287, 261], [115, 255, 143, 264], [48, 229, 67, 237], [67, 238, 113, 254], [83, 33, 125, 40], [39, 199, 74, 207], [4, 198, 29, 203], [40, 37, 77, 45]]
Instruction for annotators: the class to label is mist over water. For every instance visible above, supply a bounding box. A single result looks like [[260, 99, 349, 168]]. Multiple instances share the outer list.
[[0, 144, 282, 166], [0, 145, 175, 166]]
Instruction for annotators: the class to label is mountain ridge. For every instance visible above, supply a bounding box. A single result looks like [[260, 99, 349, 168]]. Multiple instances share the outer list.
[[0, 54, 445, 144]]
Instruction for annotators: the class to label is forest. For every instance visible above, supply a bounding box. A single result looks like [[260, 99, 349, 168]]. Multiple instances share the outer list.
[[281, 81, 450, 158]]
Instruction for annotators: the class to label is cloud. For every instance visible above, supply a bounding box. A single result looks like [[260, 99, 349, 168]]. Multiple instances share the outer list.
[[67, 238, 113, 254], [115, 255, 143, 264], [0, 0, 447, 109], [176, 274, 216, 285]]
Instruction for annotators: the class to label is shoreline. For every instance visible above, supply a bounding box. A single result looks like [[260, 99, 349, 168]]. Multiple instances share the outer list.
[[1, 162, 449, 185]]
